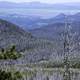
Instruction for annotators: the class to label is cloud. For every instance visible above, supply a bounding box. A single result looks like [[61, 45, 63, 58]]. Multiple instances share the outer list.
[[0, 0, 79, 3]]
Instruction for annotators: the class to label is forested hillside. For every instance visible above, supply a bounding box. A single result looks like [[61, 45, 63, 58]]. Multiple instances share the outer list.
[[0, 19, 55, 63]]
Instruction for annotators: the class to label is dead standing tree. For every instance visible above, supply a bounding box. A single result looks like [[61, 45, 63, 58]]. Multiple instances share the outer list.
[[63, 16, 73, 80], [63, 25, 71, 80], [62, 16, 80, 80]]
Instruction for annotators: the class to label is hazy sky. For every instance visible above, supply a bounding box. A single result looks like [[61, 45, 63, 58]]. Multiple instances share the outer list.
[[0, 0, 79, 3]]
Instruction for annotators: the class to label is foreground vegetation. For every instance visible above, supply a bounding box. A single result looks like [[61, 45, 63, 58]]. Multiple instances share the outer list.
[[0, 70, 22, 80], [0, 45, 23, 80], [0, 45, 22, 59]]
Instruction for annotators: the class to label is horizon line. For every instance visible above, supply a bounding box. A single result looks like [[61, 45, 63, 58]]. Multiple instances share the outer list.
[[0, 1, 80, 4]]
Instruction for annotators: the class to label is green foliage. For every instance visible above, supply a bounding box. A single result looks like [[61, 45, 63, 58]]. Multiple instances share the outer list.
[[0, 45, 23, 80], [69, 60, 80, 68], [0, 45, 22, 60], [14, 71, 22, 79], [0, 70, 22, 80]]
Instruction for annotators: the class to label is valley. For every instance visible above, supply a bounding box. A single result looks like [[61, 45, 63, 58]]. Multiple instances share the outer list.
[[0, 1, 80, 79]]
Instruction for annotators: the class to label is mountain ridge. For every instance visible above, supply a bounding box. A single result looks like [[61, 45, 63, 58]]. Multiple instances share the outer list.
[[0, 19, 55, 62], [0, 19, 34, 51], [30, 13, 80, 40]]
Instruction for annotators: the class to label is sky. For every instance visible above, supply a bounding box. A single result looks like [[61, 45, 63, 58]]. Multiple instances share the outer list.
[[0, 0, 79, 4]]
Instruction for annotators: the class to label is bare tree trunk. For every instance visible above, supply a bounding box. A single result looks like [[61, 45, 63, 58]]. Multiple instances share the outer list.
[[63, 18, 71, 80]]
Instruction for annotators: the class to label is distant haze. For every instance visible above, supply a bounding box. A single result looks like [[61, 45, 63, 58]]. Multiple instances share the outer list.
[[0, 0, 80, 3]]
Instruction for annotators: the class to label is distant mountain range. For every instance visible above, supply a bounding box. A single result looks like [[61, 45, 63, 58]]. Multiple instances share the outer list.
[[0, 1, 80, 10], [0, 1, 80, 30], [30, 13, 80, 40], [1, 13, 80, 30], [0, 14, 44, 30]]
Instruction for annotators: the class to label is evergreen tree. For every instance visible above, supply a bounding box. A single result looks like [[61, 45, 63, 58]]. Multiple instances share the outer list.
[[0, 46, 22, 80]]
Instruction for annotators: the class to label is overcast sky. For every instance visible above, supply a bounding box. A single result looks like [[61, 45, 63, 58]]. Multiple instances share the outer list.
[[0, 0, 79, 3]]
